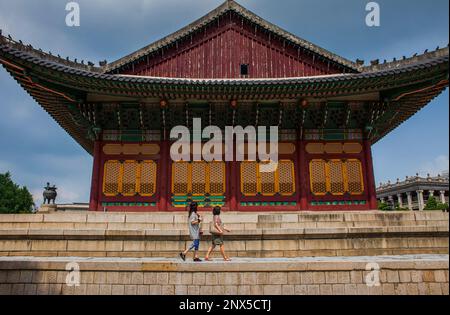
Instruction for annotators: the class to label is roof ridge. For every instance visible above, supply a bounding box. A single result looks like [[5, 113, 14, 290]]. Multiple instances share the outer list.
[[0, 33, 103, 72], [2, 39, 447, 84], [362, 46, 450, 72], [104, 0, 358, 73]]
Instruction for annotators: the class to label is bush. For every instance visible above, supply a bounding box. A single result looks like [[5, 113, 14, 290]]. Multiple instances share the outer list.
[[424, 196, 439, 210], [437, 202, 449, 212], [378, 201, 391, 211], [394, 203, 409, 211], [0, 172, 34, 214]]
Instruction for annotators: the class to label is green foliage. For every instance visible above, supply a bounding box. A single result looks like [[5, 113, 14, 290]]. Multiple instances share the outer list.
[[437, 202, 449, 212], [378, 201, 391, 211], [424, 196, 449, 211], [424, 196, 439, 210], [0, 172, 34, 214], [394, 203, 409, 211]]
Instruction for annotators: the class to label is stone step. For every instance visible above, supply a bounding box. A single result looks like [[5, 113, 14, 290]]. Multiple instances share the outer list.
[[1, 211, 447, 224], [0, 255, 448, 295], [0, 226, 447, 258], [0, 211, 447, 258], [0, 220, 448, 231], [0, 212, 447, 230]]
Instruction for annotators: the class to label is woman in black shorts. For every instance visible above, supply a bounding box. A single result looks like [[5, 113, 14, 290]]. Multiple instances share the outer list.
[[205, 206, 231, 261]]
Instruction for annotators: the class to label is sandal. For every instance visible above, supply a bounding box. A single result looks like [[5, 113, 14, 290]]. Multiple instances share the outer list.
[[179, 253, 186, 261], [204, 257, 211, 261], [224, 257, 231, 261]]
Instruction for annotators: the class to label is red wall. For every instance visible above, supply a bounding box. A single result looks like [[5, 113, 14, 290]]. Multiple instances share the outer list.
[[89, 141, 376, 212]]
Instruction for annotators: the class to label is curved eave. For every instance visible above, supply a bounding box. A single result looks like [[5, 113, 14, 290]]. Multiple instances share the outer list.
[[0, 43, 449, 154]]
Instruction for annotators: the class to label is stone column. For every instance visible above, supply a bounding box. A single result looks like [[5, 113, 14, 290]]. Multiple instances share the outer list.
[[388, 195, 394, 209], [417, 190, 424, 211], [380, 197, 385, 203], [406, 192, 413, 211], [397, 194, 403, 209], [429, 190, 435, 199], [440, 191, 446, 204]]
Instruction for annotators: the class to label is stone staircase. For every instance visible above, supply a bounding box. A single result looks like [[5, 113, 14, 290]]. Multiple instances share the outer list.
[[0, 211, 448, 258]]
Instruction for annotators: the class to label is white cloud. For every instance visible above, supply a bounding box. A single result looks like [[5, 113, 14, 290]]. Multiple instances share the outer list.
[[418, 155, 449, 177]]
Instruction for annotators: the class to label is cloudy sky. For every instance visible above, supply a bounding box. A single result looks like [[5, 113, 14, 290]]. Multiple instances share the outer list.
[[0, 0, 448, 205]]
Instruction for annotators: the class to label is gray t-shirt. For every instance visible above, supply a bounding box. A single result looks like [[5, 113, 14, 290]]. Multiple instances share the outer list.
[[189, 212, 200, 240]]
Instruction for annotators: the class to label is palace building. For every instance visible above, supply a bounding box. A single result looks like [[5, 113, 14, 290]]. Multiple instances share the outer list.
[[0, 0, 448, 212], [377, 173, 449, 211]]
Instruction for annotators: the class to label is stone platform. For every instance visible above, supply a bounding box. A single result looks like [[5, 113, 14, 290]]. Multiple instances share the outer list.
[[0, 211, 448, 258], [0, 255, 448, 295]]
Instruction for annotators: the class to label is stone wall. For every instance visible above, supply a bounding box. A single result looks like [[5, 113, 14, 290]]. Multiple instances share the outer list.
[[0, 256, 448, 295], [0, 211, 448, 258]]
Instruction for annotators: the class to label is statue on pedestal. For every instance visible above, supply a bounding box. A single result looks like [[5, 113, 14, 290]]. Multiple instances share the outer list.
[[43, 182, 58, 204]]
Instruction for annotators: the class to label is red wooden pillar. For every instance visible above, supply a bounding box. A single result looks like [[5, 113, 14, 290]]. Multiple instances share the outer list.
[[229, 160, 238, 211], [89, 140, 102, 211], [158, 140, 170, 211], [297, 141, 309, 210], [363, 139, 378, 210]]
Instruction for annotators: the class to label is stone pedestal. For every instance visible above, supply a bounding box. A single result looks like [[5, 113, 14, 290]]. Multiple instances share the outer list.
[[38, 204, 57, 213]]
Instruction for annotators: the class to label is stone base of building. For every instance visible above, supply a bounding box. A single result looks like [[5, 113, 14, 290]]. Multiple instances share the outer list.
[[0, 211, 448, 258], [37, 204, 57, 213], [0, 255, 448, 295]]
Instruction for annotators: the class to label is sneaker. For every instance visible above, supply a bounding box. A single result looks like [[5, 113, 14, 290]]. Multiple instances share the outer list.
[[193, 258, 202, 262], [179, 253, 186, 261]]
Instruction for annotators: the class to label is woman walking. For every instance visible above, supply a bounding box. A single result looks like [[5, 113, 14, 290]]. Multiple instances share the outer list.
[[180, 202, 202, 262], [205, 206, 231, 261]]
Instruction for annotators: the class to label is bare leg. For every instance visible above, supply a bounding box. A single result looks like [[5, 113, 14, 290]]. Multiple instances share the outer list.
[[205, 245, 215, 260], [219, 245, 230, 261]]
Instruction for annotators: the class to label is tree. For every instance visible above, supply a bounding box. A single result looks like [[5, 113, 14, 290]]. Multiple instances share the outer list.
[[424, 196, 439, 211], [0, 172, 34, 214]]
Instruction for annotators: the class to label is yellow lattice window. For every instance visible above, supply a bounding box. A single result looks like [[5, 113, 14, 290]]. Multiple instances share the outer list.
[[121, 161, 139, 196], [240, 160, 296, 197], [103, 160, 122, 197], [191, 162, 208, 196], [171, 161, 226, 196], [328, 160, 345, 196], [278, 160, 295, 196], [309, 159, 365, 196], [209, 162, 226, 195], [102, 160, 157, 197], [310, 159, 327, 196], [139, 161, 157, 196], [345, 159, 364, 195], [259, 162, 277, 196], [241, 161, 258, 196], [172, 162, 190, 196]]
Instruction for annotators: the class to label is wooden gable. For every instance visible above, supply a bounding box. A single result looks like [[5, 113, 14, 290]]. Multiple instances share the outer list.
[[109, 1, 357, 79]]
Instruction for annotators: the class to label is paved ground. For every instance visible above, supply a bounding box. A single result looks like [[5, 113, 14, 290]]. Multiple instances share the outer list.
[[0, 254, 447, 263]]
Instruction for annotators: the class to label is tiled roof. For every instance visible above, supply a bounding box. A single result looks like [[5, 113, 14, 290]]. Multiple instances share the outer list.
[[1, 39, 448, 86], [0, 32, 448, 153]]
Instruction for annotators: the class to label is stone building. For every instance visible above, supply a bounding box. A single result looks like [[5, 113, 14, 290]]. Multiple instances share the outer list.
[[377, 172, 449, 211]]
